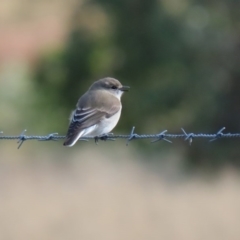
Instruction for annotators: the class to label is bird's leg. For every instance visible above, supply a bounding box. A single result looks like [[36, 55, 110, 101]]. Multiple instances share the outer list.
[[94, 136, 99, 144], [94, 133, 115, 144]]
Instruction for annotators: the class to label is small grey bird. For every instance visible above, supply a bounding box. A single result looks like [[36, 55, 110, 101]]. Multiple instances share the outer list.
[[63, 77, 129, 147]]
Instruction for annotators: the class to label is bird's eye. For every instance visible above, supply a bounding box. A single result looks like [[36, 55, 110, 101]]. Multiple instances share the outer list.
[[111, 86, 117, 90]]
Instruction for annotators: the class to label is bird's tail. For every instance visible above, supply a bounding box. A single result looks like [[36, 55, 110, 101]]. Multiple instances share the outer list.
[[63, 130, 83, 147]]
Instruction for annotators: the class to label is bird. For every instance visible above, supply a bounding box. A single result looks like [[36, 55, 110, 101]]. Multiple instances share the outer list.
[[63, 77, 129, 147]]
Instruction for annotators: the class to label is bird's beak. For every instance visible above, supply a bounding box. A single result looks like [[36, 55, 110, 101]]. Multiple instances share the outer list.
[[119, 86, 130, 92]]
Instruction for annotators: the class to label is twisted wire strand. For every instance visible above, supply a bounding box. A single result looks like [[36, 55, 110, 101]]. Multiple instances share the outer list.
[[1, 126, 240, 149]]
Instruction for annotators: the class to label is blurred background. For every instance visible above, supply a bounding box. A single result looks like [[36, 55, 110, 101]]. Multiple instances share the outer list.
[[1, 0, 240, 239]]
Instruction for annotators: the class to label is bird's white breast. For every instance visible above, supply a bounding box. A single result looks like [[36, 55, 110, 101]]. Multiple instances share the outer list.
[[82, 108, 122, 137]]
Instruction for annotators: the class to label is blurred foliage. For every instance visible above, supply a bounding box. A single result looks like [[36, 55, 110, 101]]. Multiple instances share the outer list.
[[34, 0, 240, 170]]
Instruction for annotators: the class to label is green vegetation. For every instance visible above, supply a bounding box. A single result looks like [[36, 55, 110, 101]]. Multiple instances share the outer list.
[[34, 0, 240, 170]]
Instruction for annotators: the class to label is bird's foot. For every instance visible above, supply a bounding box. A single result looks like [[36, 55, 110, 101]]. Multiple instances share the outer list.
[[94, 133, 115, 144]]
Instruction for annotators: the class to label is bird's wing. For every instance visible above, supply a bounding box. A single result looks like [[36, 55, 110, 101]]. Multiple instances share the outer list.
[[63, 94, 121, 147]]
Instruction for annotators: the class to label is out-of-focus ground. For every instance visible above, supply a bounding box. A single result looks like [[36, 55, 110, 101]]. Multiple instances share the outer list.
[[0, 144, 240, 240]]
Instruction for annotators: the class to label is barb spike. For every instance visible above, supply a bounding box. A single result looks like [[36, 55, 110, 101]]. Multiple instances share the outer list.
[[209, 127, 226, 142], [151, 130, 172, 143], [126, 126, 138, 146], [181, 128, 194, 145], [17, 129, 27, 149]]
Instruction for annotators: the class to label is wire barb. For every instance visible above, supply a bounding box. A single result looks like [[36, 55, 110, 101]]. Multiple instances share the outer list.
[[209, 127, 226, 142], [181, 128, 194, 145], [126, 126, 138, 146], [17, 129, 27, 149], [151, 130, 172, 143]]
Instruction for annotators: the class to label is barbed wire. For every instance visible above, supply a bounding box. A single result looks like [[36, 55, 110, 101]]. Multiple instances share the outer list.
[[1, 127, 240, 149]]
